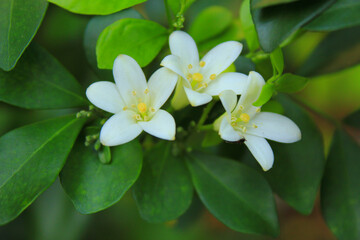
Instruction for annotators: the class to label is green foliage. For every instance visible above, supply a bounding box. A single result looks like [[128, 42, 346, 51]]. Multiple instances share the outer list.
[[60, 140, 143, 214], [344, 110, 360, 129], [297, 26, 360, 77], [187, 152, 279, 237], [269, 48, 284, 75], [321, 129, 360, 240], [252, 0, 299, 8], [84, 9, 143, 73], [47, 0, 146, 15], [240, 0, 259, 52], [0, 0, 48, 71], [133, 142, 193, 222], [305, 0, 360, 31], [253, 83, 275, 107], [168, 0, 196, 15], [0, 44, 87, 109], [275, 73, 308, 93], [189, 6, 232, 43], [96, 18, 168, 69], [251, 0, 335, 52], [234, 56, 256, 74], [0, 115, 85, 225], [264, 95, 324, 214]]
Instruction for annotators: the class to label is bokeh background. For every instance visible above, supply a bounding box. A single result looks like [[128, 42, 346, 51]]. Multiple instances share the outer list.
[[1, 0, 359, 239]]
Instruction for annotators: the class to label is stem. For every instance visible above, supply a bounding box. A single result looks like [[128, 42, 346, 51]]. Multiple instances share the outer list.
[[198, 124, 214, 131], [197, 101, 216, 129], [164, 0, 173, 28]]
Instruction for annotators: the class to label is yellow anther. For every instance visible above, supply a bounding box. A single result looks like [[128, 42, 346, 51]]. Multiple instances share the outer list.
[[135, 114, 142, 121], [123, 106, 128, 111], [210, 74, 216, 80], [239, 105, 244, 110], [137, 102, 147, 113], [187, 73, 192, 80], [199, 61, 206, 67], [150, 107, 156, 112], [231, 116, 237, 122], [231, 122, 236, 127], [132, 90, 137, 96], [144, 88, 149, 94], [192, 73, 203, 82], [131, 104, 136, 108], [252, 124, 258, 129], [256, 108, 261, 113], [188, 64, 193, 69], [202, 82, 208, 88], [144, 116, 149, 121], [239, 113, 250, 123]]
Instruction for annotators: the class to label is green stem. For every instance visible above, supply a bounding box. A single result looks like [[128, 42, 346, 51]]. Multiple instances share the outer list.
[[198, 124, 214, 131], [164, 0, 173, 29], [197, 100, 216, 129]]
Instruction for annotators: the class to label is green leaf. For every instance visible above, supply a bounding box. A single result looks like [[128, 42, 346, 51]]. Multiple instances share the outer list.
[[344, 110, 360, 129], [60, 140, 143, 214], [251, 0, 335, 52], [84, 9, 142, 74], [0, 115, 86, 225], [297, 26, 360, 77], [321, 129, 360, 240], [186, 152, 279, 237], [0, 0, 48, 71], [0, 44, 87, 109], [189, 6, 233, 43], [253, 83, 275, 107], [47, 0, 146, 15], [96, 18, 168, 69], [275, 73, 308, 93], [270, 48, 284, 74], [168, 0, 196, 15], [263, 95, 325, 214], [202, 130, 222, 148], [240, 0, 259, 52], [261, 100, 284, 114], [234, 56, 256, 74], [252, 0, 299, 8], [133, 142, 193, 222], [305, 0, 360, 31]]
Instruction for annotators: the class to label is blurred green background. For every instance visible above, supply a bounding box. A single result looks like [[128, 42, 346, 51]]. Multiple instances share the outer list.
[[1, 0, 359, 239]]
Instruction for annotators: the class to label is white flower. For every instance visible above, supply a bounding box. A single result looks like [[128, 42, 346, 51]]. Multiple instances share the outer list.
[[161, 31, 246, 108], [86, 55, 178, 146], [217, 71, 301, 171]]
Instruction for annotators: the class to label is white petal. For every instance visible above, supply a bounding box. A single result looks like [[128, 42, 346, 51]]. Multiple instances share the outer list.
[[148, 67, 178, 110], [138, 110, 176, 140], [219, 90, 237, 115], [169, 31, 199, 66], [236, 71, 265, 110], [244, 135, 274, 171], [204, 72, 247, 96], [113, 55, 147, 105], [100, 111, 142, 146], [86, 81, 124, 113], [200, 41, 242, 78], [183, 87, 212, 107], [219, 117, 242, 142], [160, 55, 187, 79], [247, 112, 301, 143]]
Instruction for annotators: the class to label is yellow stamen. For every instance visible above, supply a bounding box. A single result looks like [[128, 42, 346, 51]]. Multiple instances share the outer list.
[[131, 104, 136, 108], [256, 108, 261, 113], [132, 91, 136, 96], [123, 106, 128, 111], [202, 82, 208, 88], [135, 114, 142, 121], [252, 124, 258, 129], [192, 73, 203, 82], [187, 73, 192, 80], [242, 126, 247, 133], [199, 61, 205, 67], [144, 88, 149, 94], [150, 107, 156, 112], [239, 113, 250, 123], [210, 74, 216, 80], [239, 105, 244, 110], [137, 103, 147, 113], [188, 64, 193, 69]]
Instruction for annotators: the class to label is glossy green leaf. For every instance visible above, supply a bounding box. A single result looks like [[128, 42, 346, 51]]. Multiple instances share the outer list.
[[251, 0, 335, 52], [264, 95, 325, 214], [0, 115, 86, 225], [96, 18, 167, 69], [321, 129, 360, 240], [202, 130, 222, 148], [187, 152, 279, 237], [84, 9, 142, 73], [344, 110, 360, 129], [297, 26, 360, 77], [47, 0, 146, 15], [168, 0, 196, 15], [240, 0, 259, 52], [305, 0, 360, 31], [189, 6, 232, 43], [275, 73, 308, 93], [60, 140, 143, 214], [253, 83, 274, 107], [133, 142, 193, 222], [0, 44, 87, 109], [270, 48, 284, 74], [234, 56, 256, 74], [0, 0, 48, 71], [252, 0, 299, 8], [261, 100, 284, 114]]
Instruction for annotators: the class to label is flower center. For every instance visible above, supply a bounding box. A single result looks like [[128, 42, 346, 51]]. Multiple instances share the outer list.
[[137, 102, 147, 113], [192, 73, 203, 82], [239, 113, 250, 123]]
